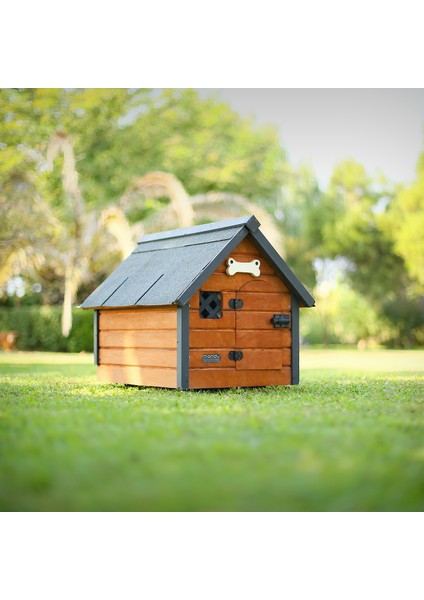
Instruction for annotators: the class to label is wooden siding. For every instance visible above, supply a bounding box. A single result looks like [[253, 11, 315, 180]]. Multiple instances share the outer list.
[[99, 329, 176, 349], [97, 306, 177, 387], [190, 290, 291, 312], [97, 365, 176, 388], [100, 308, 176, 330], [188, 237, 292, 388], [190, 368, 291, 388]]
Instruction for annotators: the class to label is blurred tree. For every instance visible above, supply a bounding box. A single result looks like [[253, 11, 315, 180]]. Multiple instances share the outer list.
[[0, 87, 285, 215], [119, 89, 287, 205], [273, 165, 325, 289], [321, 160, 423, 346], [0, 88, 288, 335], [322, 161, 404, 301], [300, 283, 384, 346], [119, 171, 283, 250], [0, 88, 146, 207], [0, 160, 58, 287], [46, 130, 138, 336], [384, 152, 424, 292], [3, 88, 421, 346]]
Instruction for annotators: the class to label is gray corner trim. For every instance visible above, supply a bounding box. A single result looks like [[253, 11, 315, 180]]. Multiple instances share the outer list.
[[137, 215, 260, 244], [177, 304, 190, 390], [291, 294, 299, 385], [176, 227, 250, 306], [94, 310, 99, 366], [249, 229, 315, 307]]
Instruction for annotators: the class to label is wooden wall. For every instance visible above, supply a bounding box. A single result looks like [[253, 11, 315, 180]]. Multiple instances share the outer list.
[[97, 307, 178, 387], [189, 237, 292, 388]]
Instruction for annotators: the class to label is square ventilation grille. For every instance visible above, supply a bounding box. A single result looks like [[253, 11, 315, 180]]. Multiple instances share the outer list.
[[199, 291, 222, 319]]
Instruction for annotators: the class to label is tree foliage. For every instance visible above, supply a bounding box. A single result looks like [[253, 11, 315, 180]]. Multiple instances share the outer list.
[[385, 153, 424, 291], [318, 160, 423, 346], [274, 165, 325, 289], [0, 88, 287, 333], [0, 88, 423, 346], [119, 89, 286, 202]]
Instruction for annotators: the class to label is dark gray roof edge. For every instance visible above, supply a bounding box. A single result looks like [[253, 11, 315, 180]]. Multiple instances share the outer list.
[[176, 225, 315, 307], [137, 215, 260, 244], [176, 227, 250, 305], [249, 229, 315, 307]]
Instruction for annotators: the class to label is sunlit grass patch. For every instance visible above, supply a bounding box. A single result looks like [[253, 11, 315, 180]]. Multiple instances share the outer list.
[[0, 349, 423, 511]]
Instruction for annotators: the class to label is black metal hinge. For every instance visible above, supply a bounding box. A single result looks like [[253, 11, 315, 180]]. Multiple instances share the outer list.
[[228, 350, 243, 361], [228, 298, 244, 310]]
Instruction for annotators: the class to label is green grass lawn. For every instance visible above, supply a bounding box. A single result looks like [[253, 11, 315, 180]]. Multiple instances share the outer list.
[[0, 349, 423, 511]]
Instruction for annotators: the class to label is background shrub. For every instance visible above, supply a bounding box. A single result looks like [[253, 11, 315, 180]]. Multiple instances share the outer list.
[[0, 307, 93, 352]]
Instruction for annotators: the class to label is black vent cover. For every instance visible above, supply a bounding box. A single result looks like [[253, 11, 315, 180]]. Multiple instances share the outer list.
[[199, 291, 222, 319]]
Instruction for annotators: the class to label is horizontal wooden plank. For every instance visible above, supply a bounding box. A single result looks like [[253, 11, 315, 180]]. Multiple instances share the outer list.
[[190, 350, 235, 369], [281, 348, 291, 366], [100, 308, 177, 331], [99, 329, 177, 349], [189, 290, 290, 312], [189, 349, 291, 370], [236, 330, 291, 348], [233, 237, 263, 255], [236, 292, 291, 311], [189, 308, 235, 329], [190, 329, 292, 349], [200, 273, 288, 293], [236, 311, 291, 330], [190, 329, 235, 348], [99, 347, 176, 368], [189, 368, 292, 388], [235, 349, 286, 370], [97, 365, 177, 388]]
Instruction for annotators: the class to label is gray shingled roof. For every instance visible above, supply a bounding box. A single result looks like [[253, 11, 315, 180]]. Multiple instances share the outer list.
[[80, 215, 315, 309]]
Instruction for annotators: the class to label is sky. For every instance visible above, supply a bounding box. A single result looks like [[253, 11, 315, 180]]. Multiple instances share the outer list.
[[198, 89, 424, 186]]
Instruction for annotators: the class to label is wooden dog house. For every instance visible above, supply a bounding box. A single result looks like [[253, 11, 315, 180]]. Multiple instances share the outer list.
[[81, 215, 314, 389]]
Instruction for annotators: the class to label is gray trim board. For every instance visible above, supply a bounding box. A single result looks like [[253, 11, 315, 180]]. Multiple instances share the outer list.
[[177, 304, 189, 390], [94, 310, 99, 366], [249, 229, 315, 307], [176, 227, 249, 305], [137, 215, 260, 244], [291, 294, 299, 385]]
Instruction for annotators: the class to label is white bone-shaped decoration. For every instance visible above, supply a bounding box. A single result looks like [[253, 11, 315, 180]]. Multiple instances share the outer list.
[[226, 257, 261, 277]]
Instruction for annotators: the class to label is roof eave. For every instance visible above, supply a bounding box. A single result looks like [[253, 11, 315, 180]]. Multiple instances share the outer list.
[[137, 215, 260, 245], [176, 226, 251, 305], [249, 229, 315, 307], [175, 217, 314, 308]]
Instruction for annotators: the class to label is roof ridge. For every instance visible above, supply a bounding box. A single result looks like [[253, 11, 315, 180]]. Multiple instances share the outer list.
[[137, 215, 260, 244]]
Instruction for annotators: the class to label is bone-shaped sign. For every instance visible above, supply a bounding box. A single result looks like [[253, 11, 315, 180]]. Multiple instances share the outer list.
[[226, 257, 261, 277]]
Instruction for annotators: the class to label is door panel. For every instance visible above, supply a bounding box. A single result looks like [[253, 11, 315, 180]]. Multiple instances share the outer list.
[[235, 349, 283, 370], [236, 310, 288, 330], [236, 329, 291, 348], [230, 291, 291, 311], [190, 329, 235, 349], [234, 280, 291, 372]]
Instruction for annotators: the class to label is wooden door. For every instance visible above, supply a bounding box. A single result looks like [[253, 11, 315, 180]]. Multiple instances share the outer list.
[[233, 280, 292, 371]]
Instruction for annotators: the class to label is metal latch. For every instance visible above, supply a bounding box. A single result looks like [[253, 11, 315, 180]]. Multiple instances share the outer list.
[[271, 313, 290, 328], [228, 298, 244, 309], [228, 350, 244, 361]]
